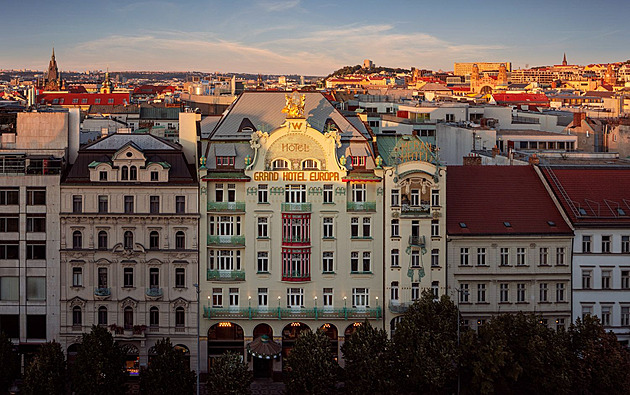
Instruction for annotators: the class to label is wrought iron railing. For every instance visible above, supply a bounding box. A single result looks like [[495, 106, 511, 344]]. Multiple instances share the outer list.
[[94, 287, 111, 297], [207, 201, 245, 212], [145, 288, 163, 297], [203, 306, 382, 320], [281, 202, 312, 212], [207, 235, 246, 246], [347, 201, 376, 212], [207, 270, 245, 281]]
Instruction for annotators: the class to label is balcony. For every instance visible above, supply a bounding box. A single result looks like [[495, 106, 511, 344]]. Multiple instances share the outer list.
[[207, 270, 245, 282], [389, 301, 413, 314], [347, 201, 376, 212], [203, 306, 382, 320], [400, 204, 430, 217], [145, 287, 163, 299], [207, 235, 245, 246], [281, 272, 311, 282], [94, 287, 111, 299], [409, 235, 426, 248], [207, 201, 245, 212], [281, 202, 312, 212]]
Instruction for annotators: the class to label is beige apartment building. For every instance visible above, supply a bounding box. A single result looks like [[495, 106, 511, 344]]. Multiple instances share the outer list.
[[59, 132, 199, 374], [454, 62, 512, 76], [446, 165, 574, 330]]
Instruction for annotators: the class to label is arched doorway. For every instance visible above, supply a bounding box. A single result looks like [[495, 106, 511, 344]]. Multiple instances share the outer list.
[[320, 323, 339, 362], [251, 324, 275, 379], [390, 316, 403, 337], [208, 322, 244, 368], [174, 344, 191, 368], [344, 322, 363, 339], [67, 344, 80, 366], [124, 344, 140, 376], [282, 322, 310, 371]]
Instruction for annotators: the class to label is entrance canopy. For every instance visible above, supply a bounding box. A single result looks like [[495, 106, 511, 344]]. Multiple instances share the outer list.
[[247, 335, 282, 359]]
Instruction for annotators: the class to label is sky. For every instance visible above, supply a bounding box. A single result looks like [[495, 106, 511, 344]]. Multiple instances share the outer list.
[[0, 0, 629, 75]]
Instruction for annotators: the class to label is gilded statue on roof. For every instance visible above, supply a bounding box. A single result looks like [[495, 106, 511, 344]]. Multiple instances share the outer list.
[[282, 92, 305, 119]]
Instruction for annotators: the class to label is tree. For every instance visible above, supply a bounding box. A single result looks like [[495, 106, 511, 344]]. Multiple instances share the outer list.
[[568, 315, 630, 395], [341, 321, 395, 395], [71, 325, 128, 395], [392, 290, 459, 394], [206, 352, 252, 395], [140, 338, 196, 395], [0, 331, 19, 393], [285, 329, 339, 395], [23, 341, 67, 395]]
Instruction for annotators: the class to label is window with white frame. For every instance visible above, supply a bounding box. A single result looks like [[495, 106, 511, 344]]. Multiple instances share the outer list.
[[622, 270, 630, 289], [582, 270, 592, 289], [500, 283, 509, 302], [602, 270, 611, 289], [272, 159, 289, 170], [285, 184, 306, 203], [302, 159, 319, 170], [411, 283, 420, 300], [582, 235, 591, 253], [258, 288, 268, 308], [391, 189, 399, 207], [258, 185, 268, 203], [351, 217, 359, 237], [621, 306, 630, 326], [540, 283, 548, 302], [556, 247, 565, 265], [516, 248, 526, 266], [431, 220, 439, 237], [391, 249, 399, 267], [622, 236, 630, 254], [257, 217, 268, 238], [287, 288, 304, 308], [215, 183, 224, 202], [391, 219, 399, 237], [431, 189, 439, 207], [539, 247, 549, 265], [431, 249, 439, 267], [323, 217, 334, 238], [500, 248, 510, 266], [322, 252, 334, 273], [257, 252, 269, 273], [390, 281, 399, 301], [556, 283, 565, 302], [323, 288, 333, 309], [460, 283, 469, 303], [582, 305, 592, 319], [601, 305, 611, 326], [210, 250, 241, 271], [477, 283, 486, 303], [227, 184, 236, 202], [229, 288, 239, 307], [362, 252, 371, 272], [411, 250, 420, 268], [517, 283, 526, 302], [460, 248, 470, 266], [323, 184, 333, 204], [410, 189, 420, 206], [351, 252, 359, 272], [352, 184, 366, 203], [477, 248, 487, 266], [432, 281, 439, 298], [352, 288, 369, 308], [556, 318, 565, 331], [602, 235, 611, 253], [362, 218, 371, 238], [72, 267, 83, 287]]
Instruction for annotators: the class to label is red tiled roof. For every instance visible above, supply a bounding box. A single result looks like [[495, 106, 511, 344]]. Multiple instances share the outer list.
[[132, 85, 175, 95], [447, 166, 572, 236], [37, 93, 130, 106], [541, 168, 630, 225], [492, 93, 549, 103]]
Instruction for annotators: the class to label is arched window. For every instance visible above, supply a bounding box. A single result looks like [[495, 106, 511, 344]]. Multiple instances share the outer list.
[[124, 307, 133, 329], [124, 231, 134, 250], [301, 159, 319, 170], [98, 231, 108, 250], [272, 159, 289, 170], [150, 307, 159, 329], [175, 231, 185, 250], [121, 166, 129, 180], [98, 306, 107, 326], [72, 231, 82, 249], [72, 306, 82, 327], [149, 231, 159, 250], [130, 166, 137, 181], [175, 307, 185, 328]]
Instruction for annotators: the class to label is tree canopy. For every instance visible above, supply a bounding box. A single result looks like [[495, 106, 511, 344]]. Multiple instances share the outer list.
[[284, 329, 339, 395], [23, 341, 67, 395], [206, 352, 253, 395], [140, 338, 196, 395]]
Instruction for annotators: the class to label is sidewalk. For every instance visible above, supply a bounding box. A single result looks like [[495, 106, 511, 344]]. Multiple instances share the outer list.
[[250, 379, 286, 395]]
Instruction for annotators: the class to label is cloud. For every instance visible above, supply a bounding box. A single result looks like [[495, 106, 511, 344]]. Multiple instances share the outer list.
[[259, 0, 301, 12]]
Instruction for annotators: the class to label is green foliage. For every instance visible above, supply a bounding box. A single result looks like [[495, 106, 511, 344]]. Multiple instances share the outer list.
[[285, 329, 339, 395], [140, 338, 196, 395], [0, 331, 19, 393], [71, 325, 128, 395], [341, 321, 395, 395], [392, 290, 459, 393], [23, 341, 67, 395], [206, 352, 252, 395], [326, 64, 409, 78]]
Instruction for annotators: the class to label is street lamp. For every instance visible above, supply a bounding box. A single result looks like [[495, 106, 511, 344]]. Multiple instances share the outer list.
[[193, 283, 200, 395]]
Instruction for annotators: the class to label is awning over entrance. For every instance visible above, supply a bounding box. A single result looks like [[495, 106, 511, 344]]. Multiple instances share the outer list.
[[247, 335, 282, 359]]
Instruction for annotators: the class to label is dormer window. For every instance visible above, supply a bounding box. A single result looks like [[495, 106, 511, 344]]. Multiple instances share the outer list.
[[121, 166, 129, 181], [352, 156, 366, 168], [99, 171, 107, 181], [129, 166, 137, 181], [216, 157, 235, 169], [241, 127, 253, 133], [151, 171, 159, 181], [273, 159, 289, 170], [302, 159, 319, 170]]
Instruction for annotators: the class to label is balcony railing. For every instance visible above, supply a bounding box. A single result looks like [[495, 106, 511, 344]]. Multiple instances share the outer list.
[[389, 301, 413, 314], [281, 272, 311, 282], [207, 235, 246, 246], [347, 201, 376, 212], [207, 270, 245, 281], [281, 202, 312, 212], [400, 204, 430, 217], [203, 306, 382, 320], [146, 288, 163, 298], [282, 236, 310, 244], [94, 287, 111, 297], [207, 201, 245, 212], [409, 235, 426, 248]]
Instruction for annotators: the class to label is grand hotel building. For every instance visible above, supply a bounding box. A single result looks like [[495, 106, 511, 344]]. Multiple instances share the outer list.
[[193, 91, 445, 378]]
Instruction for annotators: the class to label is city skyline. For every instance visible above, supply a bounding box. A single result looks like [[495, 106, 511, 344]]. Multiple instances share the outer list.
[[1, 0, 629, 75]]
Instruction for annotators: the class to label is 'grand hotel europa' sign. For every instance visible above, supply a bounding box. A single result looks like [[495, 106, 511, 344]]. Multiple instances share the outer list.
[[253, 171, 340, 182]]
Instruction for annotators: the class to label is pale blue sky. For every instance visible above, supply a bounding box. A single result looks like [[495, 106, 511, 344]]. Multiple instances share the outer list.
[[0, 0, 628, 75]]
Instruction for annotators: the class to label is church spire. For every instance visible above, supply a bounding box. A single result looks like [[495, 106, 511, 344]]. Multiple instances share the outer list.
[[562, 53, 567, 66]]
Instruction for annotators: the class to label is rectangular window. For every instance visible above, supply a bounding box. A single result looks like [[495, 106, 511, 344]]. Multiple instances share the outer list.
[[25, 216, 44, 233], [477, 283, 486, 303], [352, 288, 369, 308], [257, 252, 269, 273], [622, 236, 630, 254], [98, 195, 108, 214], [556, 283, 565, 302], [99, 171, 107, 181], [516, 248, 526, 266], [149, 268, 159, 288], [323, 217, 334, 238], [391, 219, 399, 237], [124, 196, 134, 214], [431, 249, 439, 267], [477, 248, 487, 266], [391, 249, 399, 267], [0, 216, 19, 233], [72, 267, 83, 287], [431, 189, 440, 207], [123, 268, 134, 288], [410, 189, 420, 206], [26, 243, 46, 260], [258, 185, 268, 203], [362, 217, 371, 238], [212, 288, 223, 307], [0, 277, 19, 300], [622, 306, 630, 326], [582, 235, 591, 253], [391, 189, 400, 207], [322, 252, 334, 273], [350, 252, 359, 272], [500, 283, 509, 302], [150, 196, 159, 214], [540, 283, 548, 302], [622, 270, 630, 289], [323, 288, 333, 309], [460, 283, 470, 303], [460, 248, 470, 266], [229, 288, 239, 307], [323, 184, 333, 204], [517, 283, 526, 302], [601, 306, 611, 326], [362, 252, 371, 272], [215, 184, 224, 202], [539, 247, 549, 265], [582, 270, 592, 289], [351, 217, 359, 238], [500, 248, 510, 266], [0, 189, 19, 205], [285, 184, 306, 203], [602, 235, 611, 253], [73, 195, 82, 213], [0, 243, 19, 259], [411, 283, 420, 300], [411, 250, 420, 268], [26, 277, 46, 301], [151, 171, 159, 181], [287, 288, 304, 308], [556, 247, 566, 265], [352, 184, 366, 203], [257, 217, 268, 238], [582, 305, 593, 319], [26, 315, 46, 339], [431, 220, 439, 237], [352, 156, 366, 168], [175, 268, 185, 288], [602, 270, 611, 289], [175, 196, 186, 214], [26, 188, 46, 205], [258, 288, 268, 308]]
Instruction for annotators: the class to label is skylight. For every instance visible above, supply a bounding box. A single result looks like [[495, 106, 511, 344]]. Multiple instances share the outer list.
[[459, 222, 467, 228], [547, 221, 556, 226], [503, 222, 512, 227], [578, 208, 587, 215], [618, 208, 626, 216]]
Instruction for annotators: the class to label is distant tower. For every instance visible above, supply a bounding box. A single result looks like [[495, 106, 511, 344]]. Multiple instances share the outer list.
[[100, 69, 112, 94], [605, 64, 616, 85], [43, 47, 62, 91], [498, 63, 508, 85], [562, 53, 567, 66], [257, 74, 264, 90]]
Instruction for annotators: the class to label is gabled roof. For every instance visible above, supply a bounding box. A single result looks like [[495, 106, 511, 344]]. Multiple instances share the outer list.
[[447, 166, 572, 236], [84, 133, 178, 151], [541, 168, 630, 225]]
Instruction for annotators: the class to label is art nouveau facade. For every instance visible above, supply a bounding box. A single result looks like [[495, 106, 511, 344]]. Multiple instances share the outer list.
[[59, 133, 199, 372]]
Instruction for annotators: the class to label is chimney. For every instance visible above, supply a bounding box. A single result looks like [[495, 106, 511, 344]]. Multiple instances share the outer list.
[[463, 153, 482, 166], [573, 112, 585, 127], [528, 153, 540, 165]]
